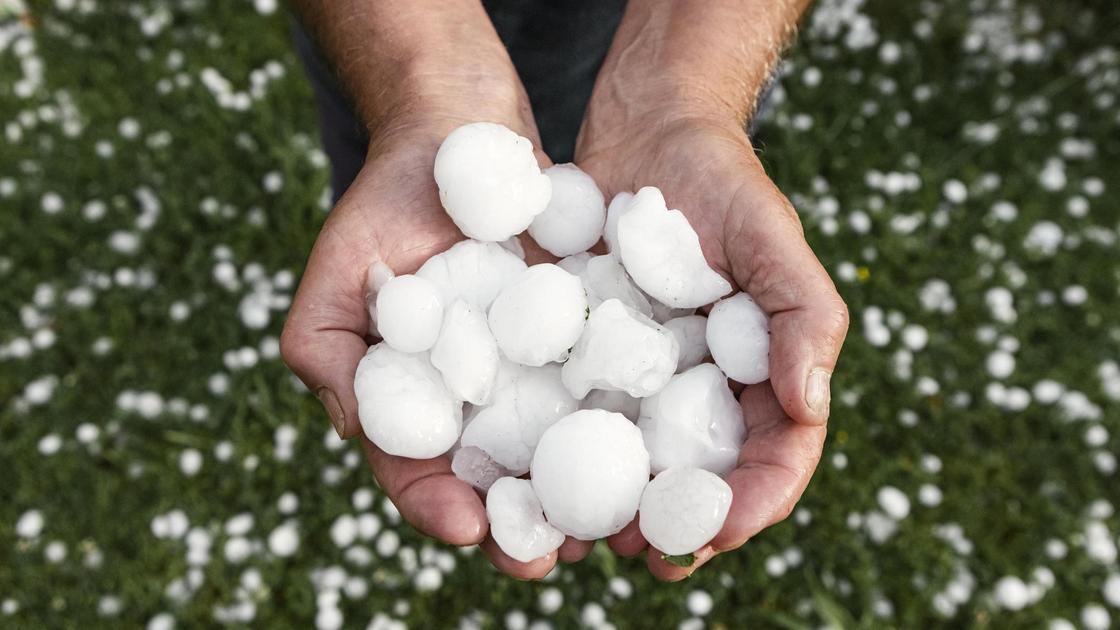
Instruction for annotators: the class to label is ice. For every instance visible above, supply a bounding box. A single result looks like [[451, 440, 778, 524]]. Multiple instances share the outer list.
[[451, 445, 509, 492], [706, 292, 770, 384], [430, 300, 500, 405], [374, 274, 444, 353], [556, 252, 591, 275], [416, 239, 527, 311], [459, 361, 578, 475], [603, 191, 634, 255], [531, 409, 650, 540], [529, 163, 606, 257], [663, 315, 709, 372], [581, 389, 640, 422], [578, 255, 652, 317], [353, 344, 462, 459], [486, 477, 565, 563], [364, 261, 395, 329], [561, 299, 678, 398], [488, 264, 588, 366], [650, 301, 696, 324], [637, 363, 746, 476], [616, 187, 732, 308], [638, 467, 732, 555], [433, 122, 551, 241]]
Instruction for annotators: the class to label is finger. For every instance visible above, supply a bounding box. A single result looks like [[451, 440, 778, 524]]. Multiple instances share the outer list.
[[481, 536, 558, 580], [606, 518, 648, 557], [557, 537, 595, 563], [360, 440, 487, 546], [710, 383, 826, 551], [646, 545, 718, 582]]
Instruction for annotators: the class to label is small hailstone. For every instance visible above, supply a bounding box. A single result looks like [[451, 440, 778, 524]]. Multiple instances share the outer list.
[[577, 254, 653, 317], [616, 187, 731, 307], [986, 350, 1015, 379], [994, 576, 1030, 610], [179, 449, 203, 476], [638, 364, 746, 476], [528, 163, 605, 257], [531, 410, 650, 539], [414, 566, 443, 591], [1081, 604, 1111, 630], [430, 300, 499, 405], [639, 467, 732, 555], [485, 477, 565, 562], [877, 486, 911, 520], [918, 483, 943, 507], [1102, 573, 1120, 607], [603, 192, 633, 255], [354, 344, 462, 459], [433, 122, 551, 241], [581, 389, 640, 422], [375, 275, 444, 353], [451, 446, 510, 491], [561, 299, 679, 398], [488, 264, 587, 367], [663, 315, 709, 372], [224, 537, 252, 563], [16, 510, 44, 538], [706, 292, 770, 384], [268, 522, 300, 557], [416, 240, 526, 311], [686, 590, 714, 616]]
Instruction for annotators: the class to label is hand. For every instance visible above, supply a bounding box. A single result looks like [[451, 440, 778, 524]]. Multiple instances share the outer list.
[[576, 109, 850, 579]]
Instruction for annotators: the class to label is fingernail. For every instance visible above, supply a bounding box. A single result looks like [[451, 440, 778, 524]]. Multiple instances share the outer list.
[[316, 387, 347, 439], [805, 368, 831, 417]]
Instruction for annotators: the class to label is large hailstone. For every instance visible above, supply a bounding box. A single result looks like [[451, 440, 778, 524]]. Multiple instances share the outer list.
[[616, 187, 732, 308], [531, 409, 650, 540], [354, 345, 462, 459], [430, 300, 500, 405], [663, 315, 709, 373], [561, 299, 679, 399], [706, 292, 770, 384], [488, 264, 587, 366], [486, 477, 565, 563], [637, 363, 746, 476], [603, 191, 633, 255], [459, 361, 578, 475], [416, 239, 526, 311], [375, 274, 444, 353], [433, 122, 551, 241], [528, 164, 606, 257], [639, 467, 732, 555], [578, 255, 652, 317]]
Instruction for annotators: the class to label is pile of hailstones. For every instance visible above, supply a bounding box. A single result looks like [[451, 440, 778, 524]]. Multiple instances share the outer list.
[[356, 123, 769, 563]]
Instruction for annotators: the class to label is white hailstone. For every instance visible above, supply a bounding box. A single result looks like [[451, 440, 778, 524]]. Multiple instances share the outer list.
[[603, 191, 633, 255], [609, 576, 633, 599], [351, 488, 374, 511], [863, 511, 898, 544], [942, 179, 968, 203], [1082, 604, 1111, 630], [505, 610, 528, 630], [416, 240, 526, 311], [330, 515, 358, 548], [375, 275, 444, 353], [179, 449, 203, 476], [877, 486, 911, 520], [76, 423, 100, 443], [561, 299, 679, 398], [639, 467, 732, 555], [901, 324, 929, 351], [616, 187, 731, 308], [224, 537, 252, 563], [1062, 285, 1088, 305], [531, 410, 650, 540], [414, 566, 443, 592], [38, 434, 61, 455], [556, 252, 591, 275], [354, 344, 462, 459], [994, 576, 1030, 610], [638, 364, 746, 476], [918, 484, 943, 507], [685, 590, 714, 617], [16, 509, 44, 538], [1023, 221, 1063, 256], [706, 293, 770, 385], [1032, 379, 1063, 403], [459, 361, 578, 475], [433, 122, 551, 241], [147, 613, 175, 630], [1102, 574, 1120, 607], [1045, 539, 1067, 560], [528, 163, 605, 257], [580, 603, 607, 627], [1085, 425, 1109, 447], [357, 514, 381, 540], [375, 530, 400, 557], [986, 350, 1016, 379], [316, 607, 343, 630], [451, 446, 509, 491], [663, 315, 709, 373], [430, 300, 499, 405], [43, 540, 66, 563], [24, 375, 58, 406], [581, 389, 640, 422], [499, 235, 526, 260], [488, 264, 587, 367], [576, 255, 653, 317], [485, 477, 565, 562], [268, 522, 299, 557], [538, 587, 564, 614]]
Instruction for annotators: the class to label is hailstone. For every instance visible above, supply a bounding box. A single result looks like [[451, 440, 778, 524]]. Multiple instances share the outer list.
[[639, 467, 732, 555], [603, 191, 634, 255], [581, 389, 641, 422], [486, 477, 565, 562], [556, 252, 591, 276], [706, 292, 770, 384], [488, 264, 587, 366], [375, 274, 444, 353], [451, 445, 509, 492], [529, 163, 606, 257], [430, 300, 500, 405], [663, 315, 709, 373], [415, 239, 526, 311], [578, 255, 652, 317]]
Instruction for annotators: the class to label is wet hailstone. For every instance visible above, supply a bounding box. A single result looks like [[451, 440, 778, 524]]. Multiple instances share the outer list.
[[488, 264, 587, 367], [576, 254, 653, 317], [639, 467, 733, 555], [706, 292, 770, 385], [486, 477, 565, 563], [415, 239, 526, 311], [374, 274, 444, 353], [528, 163, 606, 257], [451, 446, 509, 492], [430, 300, 499, 405], [663, 315, 710, 373]]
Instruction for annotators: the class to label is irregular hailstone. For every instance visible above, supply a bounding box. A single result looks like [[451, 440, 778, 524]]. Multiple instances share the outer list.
[[561, 299, 679, 398], [529, 163, 606, 257], [616, 187, 732, 308], [706, 292, 770, 384], [531, 409, 650, 540], [486, 477, 565, 562], [416, 240, 526, 311], [650, 301, 696, 324], [637, 363, 746, 476], [354, 345, 462, 459], [433, 122, 552, 241], [556, 252, 591, 275], [581, 389, 640, 422], [375, 274, 444, 353], [451, 445, 509, 492], [430, 300, 500, 405], [663, 315, 709, 373], [603, 191, 633, 255], [578, 255, 652, 317], [459, 361, 578, 475], [638, 467, 732, 555], [488, 264, 587, 366]]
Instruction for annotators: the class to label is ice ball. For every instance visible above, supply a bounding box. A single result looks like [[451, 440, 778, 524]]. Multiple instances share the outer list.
[[639, 467, 732, 555], [375, 274, 444, 353], [488, 264, 587, 366], [416, 239, 526, 311], [430, 299, 500, 405], [486, 477, 565, 563], [706, 292, 770, 384], [529, 163, 606, 257]]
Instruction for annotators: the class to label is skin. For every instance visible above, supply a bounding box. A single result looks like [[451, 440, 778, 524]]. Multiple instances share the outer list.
[[283, 0, 849, 581]]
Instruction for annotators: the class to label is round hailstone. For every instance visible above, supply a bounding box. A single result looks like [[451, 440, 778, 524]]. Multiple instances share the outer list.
[[603, 191, 634, 255], [451, 445, 510, 492], [531, 409, 650, 540], [639, 467, 732, 555], [663, 315, 709, 373], [430, 300, 500, 405], [354, 344, 462, 458], [416, 240, 527, 311], [488, 264, 587, 367], [581, 389, 640, 422], [529, 163, 606, 257], [433, 122, 551, 241], [486, 477, 565, 562], [706, 292, 770, 384], [578, 255, 653, 317], [375, 275, 444, 353], [616, 187, 732, 308], [638, 363, 746, 476], [561, 299, 679, 399]]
